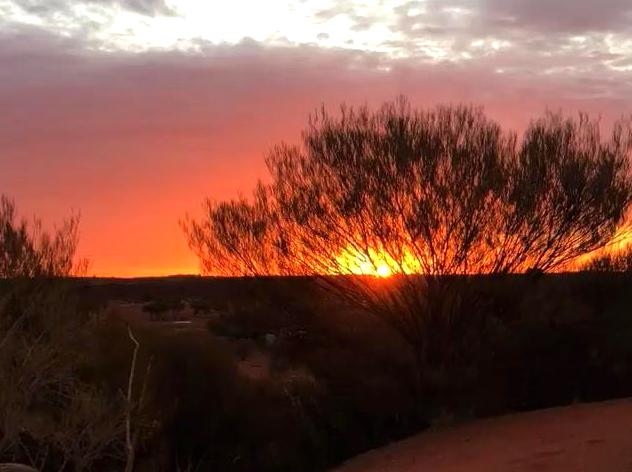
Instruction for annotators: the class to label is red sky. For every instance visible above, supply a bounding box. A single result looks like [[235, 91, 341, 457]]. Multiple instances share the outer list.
[[1, 1, 631, 276]]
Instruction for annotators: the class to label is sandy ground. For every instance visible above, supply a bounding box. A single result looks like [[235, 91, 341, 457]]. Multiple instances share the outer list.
[[336, 399, 632, 472]]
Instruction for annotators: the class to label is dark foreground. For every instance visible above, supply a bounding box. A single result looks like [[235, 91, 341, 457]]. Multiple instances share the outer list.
[[3, 273, 632, 471]]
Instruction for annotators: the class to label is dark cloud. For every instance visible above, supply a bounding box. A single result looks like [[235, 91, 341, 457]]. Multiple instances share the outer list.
[[480, 0, 632, 34], [376, 0, 632, 60], [13, 0, 175, 17]]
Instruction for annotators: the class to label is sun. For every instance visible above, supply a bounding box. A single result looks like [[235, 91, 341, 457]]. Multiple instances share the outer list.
[[375, 263, 392, 277], [335, 246, 396, 277]]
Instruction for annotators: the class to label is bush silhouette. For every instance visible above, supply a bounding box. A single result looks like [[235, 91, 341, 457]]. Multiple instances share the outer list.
[[183, 98, 632, 384]]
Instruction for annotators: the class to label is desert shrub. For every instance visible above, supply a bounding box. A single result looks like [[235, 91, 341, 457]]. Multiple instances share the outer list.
[[584, 246, 632, 272], [0, 280, 127, 471], [262, 298, 428, 460], [86, 294, 425, 472], [12, 273, 632, 472], [0, 197, 127, 471], [127, 329, 328, 472], [142, 299, 185, 321], [185, 101, 632, 415], [207, 294, 318, 342], [462, 274, 632, 415], [188, 298, 212, 316], [0, 196, 82, 278]]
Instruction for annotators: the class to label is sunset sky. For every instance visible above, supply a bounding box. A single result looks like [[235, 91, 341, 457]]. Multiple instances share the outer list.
[[1, 0, 631, 276]]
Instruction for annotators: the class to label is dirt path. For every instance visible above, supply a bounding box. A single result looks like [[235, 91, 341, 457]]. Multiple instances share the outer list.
[[335, 399, 632, 472]]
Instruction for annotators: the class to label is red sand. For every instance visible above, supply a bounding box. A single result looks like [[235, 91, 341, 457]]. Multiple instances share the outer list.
[[336, 399, 632, 472]]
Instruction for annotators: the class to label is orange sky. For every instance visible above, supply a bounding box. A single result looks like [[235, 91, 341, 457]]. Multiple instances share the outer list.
[[1, 1, 631, 276]]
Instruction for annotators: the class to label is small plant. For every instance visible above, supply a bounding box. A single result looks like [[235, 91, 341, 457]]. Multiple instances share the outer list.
[[189, 298, 212, 316], [143, 299, 184, 321]]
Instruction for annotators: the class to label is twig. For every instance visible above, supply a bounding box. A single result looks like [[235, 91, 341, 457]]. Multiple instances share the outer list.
[[124, 325, 140, 472]]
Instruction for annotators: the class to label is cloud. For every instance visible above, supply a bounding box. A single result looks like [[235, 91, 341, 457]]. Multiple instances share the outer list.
[[12, 0, 175, 17], [0, 6, 631, 275], [4, 0, 632, 65], [480, 0, 632, 34], [311, 0, 632, 65], [389, 0, 632, 39]]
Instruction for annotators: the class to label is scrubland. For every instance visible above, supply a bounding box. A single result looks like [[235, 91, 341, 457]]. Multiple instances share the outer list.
[[2, 273, 629, 471]]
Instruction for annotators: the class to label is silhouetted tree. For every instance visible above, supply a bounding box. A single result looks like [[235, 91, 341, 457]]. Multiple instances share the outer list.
[[0, 196, 126, 470], [0, 195, 82, 278], [184, 98, 632, 383], [184, 183, 285, 276]]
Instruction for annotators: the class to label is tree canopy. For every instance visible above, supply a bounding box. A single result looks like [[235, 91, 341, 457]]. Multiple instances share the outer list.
[[184, 99, 632, 373], [184, 98, 632, 279], [0, 195, 81, 278]]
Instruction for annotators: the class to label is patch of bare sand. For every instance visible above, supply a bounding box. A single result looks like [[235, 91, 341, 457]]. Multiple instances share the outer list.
[[335, 399, 632, 472]]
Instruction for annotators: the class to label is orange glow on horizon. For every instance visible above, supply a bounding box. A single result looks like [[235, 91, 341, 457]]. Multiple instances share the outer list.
[[335, 246, 422, 277], [336, 247, 390, 277], [571, 225, 632, 269], [90, 264, 199, 279]]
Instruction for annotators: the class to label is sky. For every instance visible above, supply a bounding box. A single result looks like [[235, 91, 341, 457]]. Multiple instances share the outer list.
[[1, 0, 631, 276]]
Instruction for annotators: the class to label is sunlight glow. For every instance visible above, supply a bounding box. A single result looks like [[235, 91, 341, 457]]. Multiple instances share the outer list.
[[335, 246, 422, 277], [336, 247, 392, 277], [375, 264, 393, 277]]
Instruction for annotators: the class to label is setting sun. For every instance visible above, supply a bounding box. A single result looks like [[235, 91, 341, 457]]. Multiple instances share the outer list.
[[333, 245, 425, 278], [375, 264, 392, 278], [335, 246, 400, 277]]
